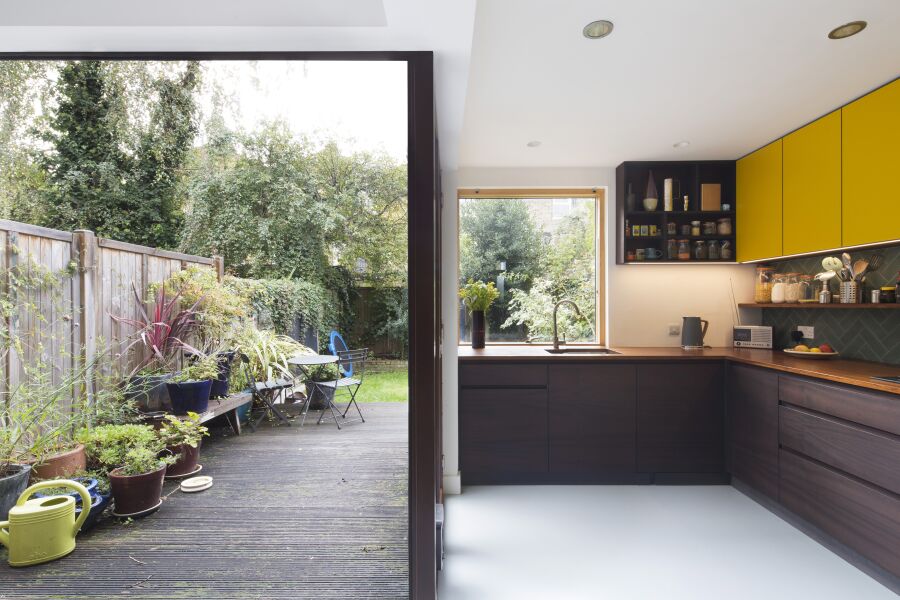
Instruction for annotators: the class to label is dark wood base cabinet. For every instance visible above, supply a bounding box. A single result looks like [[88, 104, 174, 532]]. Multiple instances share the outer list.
[[637, 362, 724, 474], [727, 364, 779, 499]]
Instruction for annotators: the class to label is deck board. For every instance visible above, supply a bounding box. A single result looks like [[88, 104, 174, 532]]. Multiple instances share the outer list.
[[0, 403, 409, 599]]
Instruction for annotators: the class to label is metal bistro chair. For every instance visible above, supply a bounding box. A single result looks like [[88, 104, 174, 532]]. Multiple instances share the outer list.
[[239, 354, 295, 431], [325, 331, 369, 424]]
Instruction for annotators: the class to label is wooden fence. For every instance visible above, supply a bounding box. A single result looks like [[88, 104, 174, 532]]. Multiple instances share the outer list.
[[1, 219, 221, 411]]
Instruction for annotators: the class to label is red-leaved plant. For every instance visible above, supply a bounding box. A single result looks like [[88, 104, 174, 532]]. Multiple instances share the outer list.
[[113, 282, 204, 376]]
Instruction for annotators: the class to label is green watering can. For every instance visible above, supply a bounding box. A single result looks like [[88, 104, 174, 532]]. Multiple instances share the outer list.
[[0, 480, 90, 567]]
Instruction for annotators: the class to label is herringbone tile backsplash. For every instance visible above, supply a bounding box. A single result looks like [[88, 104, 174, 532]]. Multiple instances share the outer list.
[[761, 245, 900, 365]]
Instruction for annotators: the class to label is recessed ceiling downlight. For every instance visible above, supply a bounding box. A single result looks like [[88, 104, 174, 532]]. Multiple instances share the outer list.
[[828, 20, 867, 39], [526, 140, 542, 148], [583, 20, 614, 39], [673, 140, 690, 149]]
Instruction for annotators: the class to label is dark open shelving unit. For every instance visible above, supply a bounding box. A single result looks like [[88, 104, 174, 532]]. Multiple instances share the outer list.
[[739, 303, 900, 310], [616, 160, 737, 264]]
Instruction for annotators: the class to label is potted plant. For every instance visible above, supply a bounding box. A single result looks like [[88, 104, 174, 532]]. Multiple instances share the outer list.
[[0, 431, 30, 521], [158, 412, 209, 477], [303, 363, 341, 411], [77, 424, 174, 517], [166, 354, 219, 415], [113, 283, 203, 413], [459, 279, 500, 349], [33, 472, 112, 531]]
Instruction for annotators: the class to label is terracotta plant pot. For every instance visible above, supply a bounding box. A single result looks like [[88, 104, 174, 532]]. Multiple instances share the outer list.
[[166, 379, 213, 415], [165, 442, 201, 477], [30, 444, 87, 480], [109, 463, 166, 516], [0, 464, 31, 520]]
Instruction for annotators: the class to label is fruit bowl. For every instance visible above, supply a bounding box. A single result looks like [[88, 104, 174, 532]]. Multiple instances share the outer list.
[[783, 349, 840, 360]]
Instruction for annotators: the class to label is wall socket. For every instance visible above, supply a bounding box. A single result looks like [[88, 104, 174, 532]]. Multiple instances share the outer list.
[[668, 324, 681, 337], [797, 325, 815, 339]]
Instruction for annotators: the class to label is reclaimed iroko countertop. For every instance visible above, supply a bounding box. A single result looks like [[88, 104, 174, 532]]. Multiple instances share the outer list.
[[458, 346, 900, 396]]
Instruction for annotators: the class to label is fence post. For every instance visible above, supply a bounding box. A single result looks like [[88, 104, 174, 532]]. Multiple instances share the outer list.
[[73, 230, 98, 405], [212, 255, 224, 282], [4, 231, 20, 403]]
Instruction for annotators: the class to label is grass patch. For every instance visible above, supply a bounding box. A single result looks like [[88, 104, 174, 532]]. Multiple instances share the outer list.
[[352, 368, 408, 403]]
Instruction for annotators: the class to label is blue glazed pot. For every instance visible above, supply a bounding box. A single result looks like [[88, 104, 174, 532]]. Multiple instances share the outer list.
[[210, 351, 236, 398], [77, 491, 112, 531], [166, 379, 213, 415]]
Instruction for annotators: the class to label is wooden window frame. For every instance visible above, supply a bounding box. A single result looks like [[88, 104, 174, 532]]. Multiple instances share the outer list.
[[456, 187, 607, 346]]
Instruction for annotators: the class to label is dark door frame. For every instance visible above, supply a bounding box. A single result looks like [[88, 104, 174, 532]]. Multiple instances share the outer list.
[[0, 50, 440, 599]]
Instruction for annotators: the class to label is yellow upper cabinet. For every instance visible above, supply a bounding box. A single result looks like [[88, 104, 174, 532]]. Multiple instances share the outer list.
[[783, 110, 842, 255], [737, 140, 782, 262], [842, 79, 900, 246]]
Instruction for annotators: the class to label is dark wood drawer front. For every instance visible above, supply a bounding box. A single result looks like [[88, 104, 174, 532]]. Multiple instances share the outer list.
[[779, 450, 900, 578], [728, 364, 779, 499], [779, 376, 900, 436], [460, 388, 548, 481], [780, 406, 900, 495], [459, 363, 547, 388]]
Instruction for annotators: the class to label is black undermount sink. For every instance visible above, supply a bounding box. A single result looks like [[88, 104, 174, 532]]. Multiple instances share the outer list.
[[543, 347, 620, 355]]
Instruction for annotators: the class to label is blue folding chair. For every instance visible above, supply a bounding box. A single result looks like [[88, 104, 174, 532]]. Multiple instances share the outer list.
[[325, 331, 368, 424]]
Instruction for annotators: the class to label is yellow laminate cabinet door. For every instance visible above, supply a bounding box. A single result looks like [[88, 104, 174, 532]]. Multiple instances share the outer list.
[[842, 79, 900, 246], [737, 140, 782, 262], [783, 110, 842, 255]]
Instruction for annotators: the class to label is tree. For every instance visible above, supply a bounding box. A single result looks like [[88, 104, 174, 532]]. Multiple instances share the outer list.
[[458, 198, 543, 336], [503, 202, 597, 342], [41, 61, 135, 239]]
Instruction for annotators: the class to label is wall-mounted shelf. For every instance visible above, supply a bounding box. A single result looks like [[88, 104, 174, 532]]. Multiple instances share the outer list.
[[739, 303, 900, 310], [616, 160, 737, 264]]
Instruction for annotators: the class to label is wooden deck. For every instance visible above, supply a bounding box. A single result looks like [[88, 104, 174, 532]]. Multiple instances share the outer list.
[[0, 403, 409, 599]]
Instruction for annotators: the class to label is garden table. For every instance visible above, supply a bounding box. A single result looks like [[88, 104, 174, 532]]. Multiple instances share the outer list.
[[288, 353, 342, 427]]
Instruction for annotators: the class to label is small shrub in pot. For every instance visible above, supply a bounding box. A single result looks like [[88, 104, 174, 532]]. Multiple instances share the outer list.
[[158, 412, 209, 477], [166, 355, 219, 415]]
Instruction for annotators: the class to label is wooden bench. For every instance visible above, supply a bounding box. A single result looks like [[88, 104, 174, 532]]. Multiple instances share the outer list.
[[193, 391, 252, 436]]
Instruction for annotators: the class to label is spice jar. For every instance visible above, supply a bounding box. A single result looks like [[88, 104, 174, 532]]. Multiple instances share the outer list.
[[755, 266, 774, 303], [693, 240, 708, 260], [880, 287, 897, 304], [717, 218, 732, 235], [666, 239, 678, 260], [707, 240, 720, 260], [784, 273, 800, 303], [680, 224, 691, 236], [771, 274, 787, 304], [667, 222, 677, 235], [690, 220, 701, 236], [677, 239, 691, 261]]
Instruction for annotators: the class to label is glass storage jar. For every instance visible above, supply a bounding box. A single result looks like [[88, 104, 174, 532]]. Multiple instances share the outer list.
[[717, 218, 732, 235], [690, 221, 701, 236], [677, 239, 691, 261], [771, 274, 787, 304], [720, 240, 732, 260], [784, 273, 800, 303], [666, 239, 678, 260], [755, 266, 774, 303], [707, 240, 720, 260], [702, 221, 717, 235], [798, 274, 814, 302], [693, 240, 708, 260]]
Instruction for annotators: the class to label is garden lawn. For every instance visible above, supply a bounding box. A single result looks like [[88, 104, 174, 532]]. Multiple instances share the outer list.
[[353, 368, 409, 403]]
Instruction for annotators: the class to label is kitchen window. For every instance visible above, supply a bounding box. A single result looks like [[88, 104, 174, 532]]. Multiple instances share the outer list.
[[457, 188, 605, 345]]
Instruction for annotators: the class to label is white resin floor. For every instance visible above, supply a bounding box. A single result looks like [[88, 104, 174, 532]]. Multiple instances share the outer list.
[[438, 486, 897, 600]]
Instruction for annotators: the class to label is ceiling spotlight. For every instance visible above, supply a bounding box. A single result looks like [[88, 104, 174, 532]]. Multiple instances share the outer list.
[[583, 20, 614, 39], [828, 20, 867, 39], [526, 140, 542, 148], [673, 140, 690, 149]]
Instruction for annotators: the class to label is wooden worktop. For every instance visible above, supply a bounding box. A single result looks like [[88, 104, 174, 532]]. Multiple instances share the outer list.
[[457, 346, 900, 396]]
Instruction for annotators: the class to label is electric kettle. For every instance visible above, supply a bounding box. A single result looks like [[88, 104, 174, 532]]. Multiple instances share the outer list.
[[681, 316, 709, 349], [0, 480, 90, 567]]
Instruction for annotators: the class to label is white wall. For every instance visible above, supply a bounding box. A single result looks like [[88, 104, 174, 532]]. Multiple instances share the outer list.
[[441, 166, 757, 493]]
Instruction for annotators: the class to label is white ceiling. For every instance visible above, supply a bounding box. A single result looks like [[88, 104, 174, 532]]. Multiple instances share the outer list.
[[3, 0, 387, 27], [0, 0, 477, 171], [459, 0, 900, 168]]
